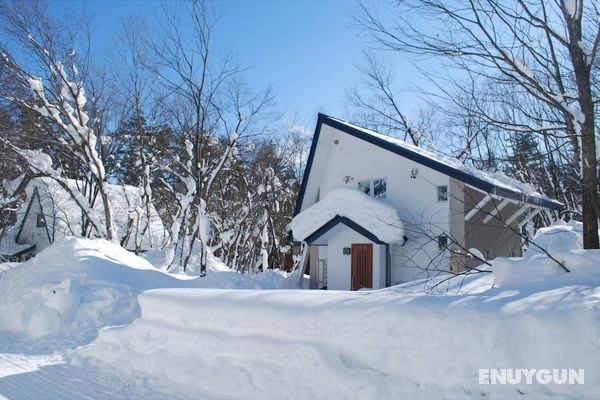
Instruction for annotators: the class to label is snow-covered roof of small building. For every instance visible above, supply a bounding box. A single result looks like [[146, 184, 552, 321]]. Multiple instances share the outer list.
[[294, 114, 562, 215], [290, 188, 404, 244], [10, 177, 166, 251], [0, 229, 35, 259]]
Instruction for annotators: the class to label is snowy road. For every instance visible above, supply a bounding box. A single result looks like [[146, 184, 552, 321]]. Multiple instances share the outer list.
[[0, 353, 168, 400]]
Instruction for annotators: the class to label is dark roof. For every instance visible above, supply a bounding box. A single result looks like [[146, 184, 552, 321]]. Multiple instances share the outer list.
[[0, 243, 35, 259], [304, 215, 386, 245], [294, 114, 563, 215]]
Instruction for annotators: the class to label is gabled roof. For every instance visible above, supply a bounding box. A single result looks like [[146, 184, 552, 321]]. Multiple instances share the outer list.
[[294, 114, 562, 215], [9, 177, 167, 251], [15, 187, 52, 245], [304, 216, 386, 245], [290, 188, 404, 244]]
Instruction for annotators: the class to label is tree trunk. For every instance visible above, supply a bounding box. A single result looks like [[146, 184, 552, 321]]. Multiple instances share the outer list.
[[565, 1, 599, 249]]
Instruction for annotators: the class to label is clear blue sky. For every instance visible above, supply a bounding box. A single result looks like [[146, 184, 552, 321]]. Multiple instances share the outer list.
[[48, 0, 416, 128]]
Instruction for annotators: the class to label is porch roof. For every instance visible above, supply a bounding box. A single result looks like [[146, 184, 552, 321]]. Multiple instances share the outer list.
[[289, 188, 404, 244]]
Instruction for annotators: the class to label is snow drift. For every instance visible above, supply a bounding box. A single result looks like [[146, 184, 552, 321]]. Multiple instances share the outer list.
[[73, 228, 600, 399], [0, 237, 299, 351]]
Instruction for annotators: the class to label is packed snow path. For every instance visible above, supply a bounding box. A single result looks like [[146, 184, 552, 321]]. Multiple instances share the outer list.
[[0, 353, 170, 400]]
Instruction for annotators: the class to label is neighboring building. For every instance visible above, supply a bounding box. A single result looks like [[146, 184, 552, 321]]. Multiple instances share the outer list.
[[0, 177, 166, 262], [290, 114, 562, 290]]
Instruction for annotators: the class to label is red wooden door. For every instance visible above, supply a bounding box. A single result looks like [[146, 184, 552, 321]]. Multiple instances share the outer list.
[[351, 244, 373, 290]]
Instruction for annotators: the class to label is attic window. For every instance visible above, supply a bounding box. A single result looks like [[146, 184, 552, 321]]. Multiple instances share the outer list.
[[437, 185, 448, 202], [358, 178, 387, 198], [36, 213, 46, 228]]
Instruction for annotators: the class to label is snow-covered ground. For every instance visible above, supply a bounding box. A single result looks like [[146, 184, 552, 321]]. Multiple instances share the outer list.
[[0, 237, 301, 354], [1, 222, 599, 399]]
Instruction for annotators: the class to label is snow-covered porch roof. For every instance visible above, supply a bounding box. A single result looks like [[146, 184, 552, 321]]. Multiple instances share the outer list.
[[289, 188, 404, 245]]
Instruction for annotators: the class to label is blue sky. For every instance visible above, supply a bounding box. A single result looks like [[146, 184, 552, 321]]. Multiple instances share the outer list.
[[48, 0, 413, 128]]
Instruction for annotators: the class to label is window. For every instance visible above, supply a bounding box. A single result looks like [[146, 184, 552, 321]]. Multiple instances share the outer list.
[[358, 178, 387, 198], [373, 179, 387, 198], [36, 213, 46, 228], [437, 185, 448, 201], [358, 180, 371, 195], [438, 234, 448, 251]]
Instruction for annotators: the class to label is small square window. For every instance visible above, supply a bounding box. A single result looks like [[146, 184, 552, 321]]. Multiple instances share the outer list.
[[358, 180, 371, 196], [438, 234, 448, 251], [36, 213, 46, 228], [373, 179, 387, 198], [437, 185, 448, 201], [358, 178, 387, 198]]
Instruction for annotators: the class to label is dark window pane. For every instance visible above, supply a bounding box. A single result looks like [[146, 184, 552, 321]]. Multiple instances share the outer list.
[[373, 179, 387, 198], [437, 185, 448, 201], [36, 213, 46, 228], [438, 235, 448, 251]]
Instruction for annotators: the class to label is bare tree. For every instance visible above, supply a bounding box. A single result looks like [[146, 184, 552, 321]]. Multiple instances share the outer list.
[[0, 0, 116, 241], [146, 0, 275, 273], [358, 0, 600, 248]]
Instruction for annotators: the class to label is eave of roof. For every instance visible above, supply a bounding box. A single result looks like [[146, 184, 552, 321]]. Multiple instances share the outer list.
[[0, 243, 36, 258], [304, 215, 386, 245], [294, 113, 563, 215]]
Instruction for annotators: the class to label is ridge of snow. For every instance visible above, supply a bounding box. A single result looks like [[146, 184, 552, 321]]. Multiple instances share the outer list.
[[73, 252, 600, 399], [0, 237, 301, 352]]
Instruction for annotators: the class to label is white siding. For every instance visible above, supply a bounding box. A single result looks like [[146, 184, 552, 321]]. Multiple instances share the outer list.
[[305, 124, 451, 283]]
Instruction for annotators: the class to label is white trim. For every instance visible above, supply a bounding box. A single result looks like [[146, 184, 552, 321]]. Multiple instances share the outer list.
[[483, 199, 510, 224], [465, 194, 492, 221], [504, 206, 528, 226], [518, 209, 540, 231]]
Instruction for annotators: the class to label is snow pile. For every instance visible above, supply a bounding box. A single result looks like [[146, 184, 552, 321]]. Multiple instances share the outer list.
[[0, 237, 300, 350], [74, 258, 600, 399], [526, 219, 583, 256], [493, 220, 585, 287], [290, 188, 404, 243]]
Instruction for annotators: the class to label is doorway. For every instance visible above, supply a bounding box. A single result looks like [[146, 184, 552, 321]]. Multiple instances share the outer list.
[[351, 243, 372, 290]]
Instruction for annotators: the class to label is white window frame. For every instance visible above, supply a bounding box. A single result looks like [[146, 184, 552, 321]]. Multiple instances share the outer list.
[[358, 178, 387, 199]]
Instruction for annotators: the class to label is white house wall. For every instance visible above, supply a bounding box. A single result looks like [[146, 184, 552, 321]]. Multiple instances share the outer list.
[[304, 124, 451, 284]]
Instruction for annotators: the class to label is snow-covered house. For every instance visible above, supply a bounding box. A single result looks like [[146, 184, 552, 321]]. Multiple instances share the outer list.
[[0, 177, 166, 261], [290, 114, 562, 290]]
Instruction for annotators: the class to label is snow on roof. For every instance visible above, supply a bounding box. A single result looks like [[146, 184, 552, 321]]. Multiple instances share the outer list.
[[14, 177, 166, 250], [290, 188, 404, 244], [0, 229, 34, 258], [321, 115, 562, 209]]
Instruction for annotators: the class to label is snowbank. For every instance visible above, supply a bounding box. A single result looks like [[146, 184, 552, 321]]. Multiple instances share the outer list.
[[74, 254, 600, 399], [493, 220, 588, 287], [290, 188, 404, 243], [0, 237, 299, 351], [526, 219, 583, 256]]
